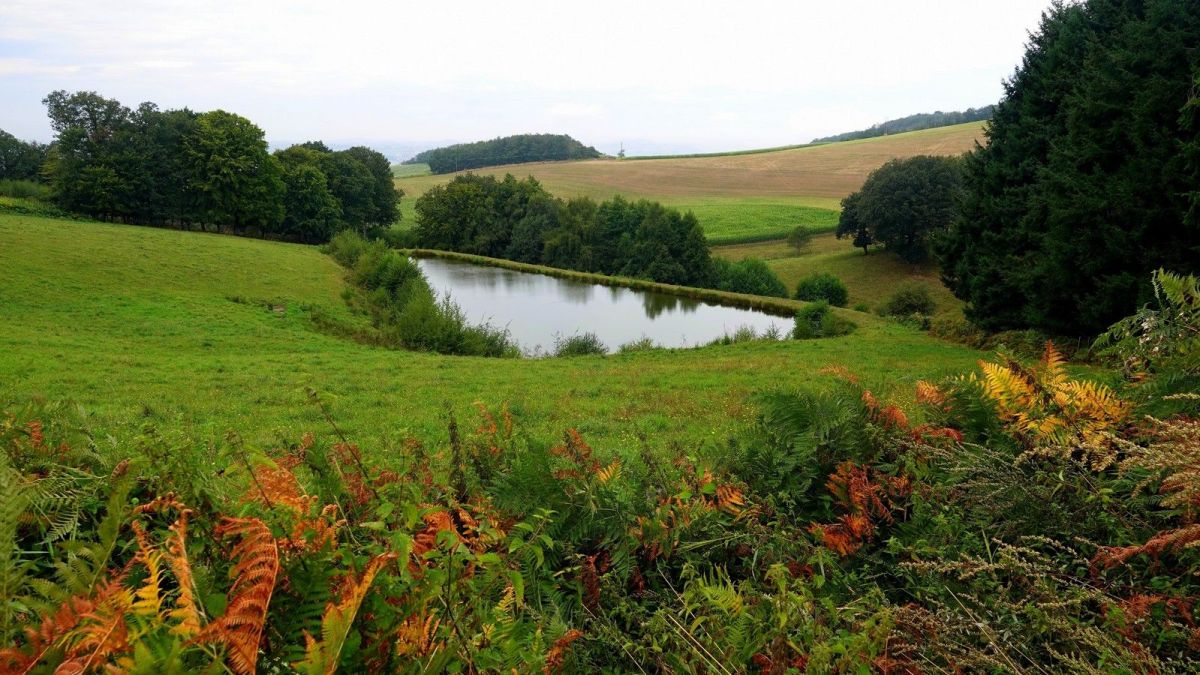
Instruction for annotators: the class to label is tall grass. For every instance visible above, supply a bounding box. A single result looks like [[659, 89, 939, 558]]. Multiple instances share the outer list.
[[0, 179, 49, 199]]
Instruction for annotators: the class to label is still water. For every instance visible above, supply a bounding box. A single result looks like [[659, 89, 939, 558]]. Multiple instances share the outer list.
[[415, 257, 793, 354]]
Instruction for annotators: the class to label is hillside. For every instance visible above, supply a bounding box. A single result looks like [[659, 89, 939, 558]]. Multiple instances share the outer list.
[[0, 213, 983, 448], [395, 122, 985, 243]]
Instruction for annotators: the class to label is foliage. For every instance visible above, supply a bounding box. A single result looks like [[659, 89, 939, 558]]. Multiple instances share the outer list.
[[794, 272, 848, 307], [37, 90, 398, 242], [415, 174, 720, 289], [0, 179, 50, 200], [410, 133, 601, 174], [1095, 269, 1200, 378], [878, 282, 936, 319], [324, 231, 517, 357], [938, 0, 1200, 335], [792, 301, 855, 340], [0, 128, 48, 181], [785, 224, 813, 252], [552, 332, 607, 357], [712, 257, 789, 298], [812, 105, 994, 143], [838, 155, 963, 263], [4, 266, 1200, 671]]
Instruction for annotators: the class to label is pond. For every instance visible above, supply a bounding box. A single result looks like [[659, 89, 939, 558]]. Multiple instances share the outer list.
[[415, 257, 794, 354]]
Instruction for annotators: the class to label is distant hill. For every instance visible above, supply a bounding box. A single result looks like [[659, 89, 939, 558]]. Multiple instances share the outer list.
[[812, 106, 994, 144], [408, 133, 602, 174]]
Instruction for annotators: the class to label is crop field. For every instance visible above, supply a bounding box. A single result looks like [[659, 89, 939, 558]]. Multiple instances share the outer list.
[[714, 233, 964, 318], [0, 213, 984, 450], [394, 122, 985, 242]]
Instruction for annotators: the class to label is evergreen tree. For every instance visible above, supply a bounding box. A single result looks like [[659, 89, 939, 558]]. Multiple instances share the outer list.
[[938, 0, 1200, 334]]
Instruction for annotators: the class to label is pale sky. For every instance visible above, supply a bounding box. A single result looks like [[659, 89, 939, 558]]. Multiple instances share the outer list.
[[0, 0, 1050, 156]]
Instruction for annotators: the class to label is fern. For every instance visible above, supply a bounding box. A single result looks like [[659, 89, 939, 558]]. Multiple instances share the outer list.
[[0, 452, 31, 649], [190, 517, 280, 675], [294, 552, 395, 675]]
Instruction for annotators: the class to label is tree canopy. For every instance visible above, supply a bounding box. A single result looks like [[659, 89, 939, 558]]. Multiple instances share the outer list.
[[414, 173, 787, 295], [410, 134, 602, 174], [35, 90, 400, 242], [837, 156, 963, 263], [938, 0, 1200, 335], [0, 129, 48, 181]]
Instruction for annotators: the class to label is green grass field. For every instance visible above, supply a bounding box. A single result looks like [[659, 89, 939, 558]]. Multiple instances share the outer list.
[[714, 234, 964, 318], [391, 162, 432, 178], [0, 214, 984, 451]]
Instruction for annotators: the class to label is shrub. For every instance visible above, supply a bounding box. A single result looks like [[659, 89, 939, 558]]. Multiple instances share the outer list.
[[852, 302, 871, 313], [793, 300, 855, 339], [713, 258, 789, 298], [618, 337, 658, 353], [878, 283, 935, 318], [553, 332, 607, 357], [786, 225, 813, 252], [0, 179, 49, 199], [794, 272, 849, 306]]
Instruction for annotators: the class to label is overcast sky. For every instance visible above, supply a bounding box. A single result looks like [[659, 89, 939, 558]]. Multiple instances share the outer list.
[[0, 0, 1050, 156]]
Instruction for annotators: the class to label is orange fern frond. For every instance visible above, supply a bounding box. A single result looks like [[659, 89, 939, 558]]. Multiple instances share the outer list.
[[57, 577, 133, 674], [165, 509, 203, 638], [543, 629, 584, 674], [190, 517, 280, 675], [394, 613, 442, 659], [915, 380, 947, 408]]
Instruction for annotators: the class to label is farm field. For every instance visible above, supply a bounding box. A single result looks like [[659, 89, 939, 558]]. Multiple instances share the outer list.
[[395, 122, 985, 242], [0, 213, 984, 451]]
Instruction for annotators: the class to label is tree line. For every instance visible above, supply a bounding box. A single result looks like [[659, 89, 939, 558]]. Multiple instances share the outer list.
[[16, 91, 399, 243], [412, 173, 789, 297], [0, 129, 48, 181], [408, 134, 602, 175], [812, 106, 994, 144]]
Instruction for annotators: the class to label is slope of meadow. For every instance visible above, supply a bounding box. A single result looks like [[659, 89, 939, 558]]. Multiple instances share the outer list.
[[714, 234, 964, 319], [395, 122, 985, 243], [0, 213, 984, 450]]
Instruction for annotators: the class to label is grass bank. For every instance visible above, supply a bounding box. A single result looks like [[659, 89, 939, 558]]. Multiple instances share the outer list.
[[0, 213, 985, 451]]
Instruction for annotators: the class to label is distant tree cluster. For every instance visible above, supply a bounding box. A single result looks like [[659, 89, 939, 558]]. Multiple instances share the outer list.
[[409, 134, 602, 174], [414, 173, 787, 296], [938, 0, 1200, 335], [836, 155, 963, 263], [0, 129, 48, 181], [37, 90, 398, 243], [812, 106, 994, 144]]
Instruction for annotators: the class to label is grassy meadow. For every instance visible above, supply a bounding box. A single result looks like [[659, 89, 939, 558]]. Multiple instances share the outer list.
[[0, 213, 985, 451], [394, 122, 984, 243], [714, 233, 964, 318]]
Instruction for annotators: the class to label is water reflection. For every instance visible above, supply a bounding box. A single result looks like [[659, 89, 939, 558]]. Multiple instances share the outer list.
[[416, 257, 792, 354]]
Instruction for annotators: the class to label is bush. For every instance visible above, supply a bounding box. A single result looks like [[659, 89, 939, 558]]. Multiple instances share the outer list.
[[618, 337, 658, 353], [852, 302, 871, 313], [793, 300, 856, 339], [713, 257, 789, 298], [553, 332, 607, 357], [794, 272, 849, 306], [0, 179, 49, 199], [878, 283, 936, 318], [786, 225, 814, 252]]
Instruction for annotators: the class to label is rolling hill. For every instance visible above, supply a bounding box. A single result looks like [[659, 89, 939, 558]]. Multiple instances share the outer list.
[[395, 122, 986, 243]]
